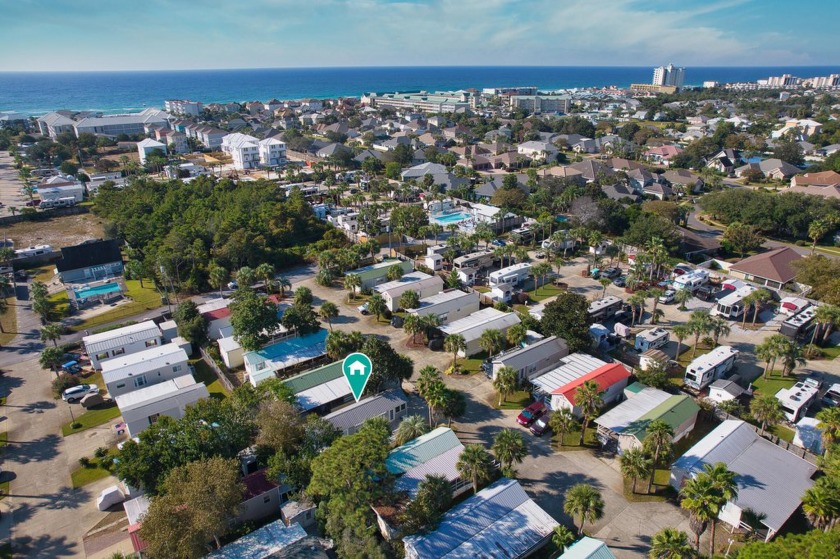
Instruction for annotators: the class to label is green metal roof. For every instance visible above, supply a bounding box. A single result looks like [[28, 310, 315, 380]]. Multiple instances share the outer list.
[[282, 360, 343, 394], [625, 381, 646, 394], [386, 427, 461, 475], [624, 395, 700, 442], [352, 259, 412, 281]]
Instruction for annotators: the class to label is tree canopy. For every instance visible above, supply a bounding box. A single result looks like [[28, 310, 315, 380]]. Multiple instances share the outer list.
[[540, 291, 592, 352]]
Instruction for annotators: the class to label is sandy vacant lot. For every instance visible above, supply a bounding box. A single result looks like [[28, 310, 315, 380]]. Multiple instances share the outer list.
[[5, 213, 106, 250]]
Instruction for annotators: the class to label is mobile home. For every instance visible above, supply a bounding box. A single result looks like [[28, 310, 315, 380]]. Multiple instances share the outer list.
[[711, 285, 757, 319], [683, 345, 739, 390], [375, 271, 444, 312], [453, 250, 495, 271], [776, 378, 820, 423], [672, 269, 709, 293], [588, 296, 622, 322], [406, 289, 479, 324], [634, 328, 669, 352], [488, 262, 531, 287], [779, 305, 818, 338]]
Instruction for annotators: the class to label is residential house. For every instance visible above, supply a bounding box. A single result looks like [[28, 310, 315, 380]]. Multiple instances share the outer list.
[[595, 383, 699, 454], [401, 162, 448, 180], [196, 298, 233, 340], [56, 239, 124, 283], [374, 271, 444, 313], [601, 183, 639, 202], [708, 377, 746, 404], [244, 330, 327, 388], [474, 175, 529, 202], [114, 374, 209, 437], [544, 165, 586, 185], [677, 226, 721, 260], [790, 170, 840, 189], [728, 246, 802, 290], [548, 363, 632, 418], [282, 359, 353, 414], [205, 521, 309, 559], [488, 335, 569, 382], [102, 342, 190, 397], [37, 175, 85, 203], [771, 118, 822, 139], [706, 149, 742, 174], [323, 390, 408, 435], [625, 168, 655, 191], [530, 353, 608, 411], [137, 138, 167, 164], [84, 320, 163, 370], [644, 145, 684, 166], [37, 111, 76, 139], [570, 160, 615, 182], [735, 159, 801, 180], [559, 537, 618, 559], [347, 258, 413, 292], [221, 133, 286, 170], [670, 419, 816, 541], [517, 140, 558, 162], [155, 129, 188, 153], [643, 182, 673, 200], [405, 289, 479, 325], [439, 308, 521, 357], [661, 169, 703, 193], [402, 478, 559, 559]]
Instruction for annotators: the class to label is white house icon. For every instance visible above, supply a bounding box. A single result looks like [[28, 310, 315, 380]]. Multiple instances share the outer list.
[[348, 361, 367, 376]]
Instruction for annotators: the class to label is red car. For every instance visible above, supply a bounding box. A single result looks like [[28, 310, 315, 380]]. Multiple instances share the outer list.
[[517, 401, 547, 426]]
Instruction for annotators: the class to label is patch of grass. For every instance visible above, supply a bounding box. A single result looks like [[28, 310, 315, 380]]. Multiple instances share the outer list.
[[751, 371, 796, 396], [190, 357, 230, 399], [474, 286, 490, 294], [61, 401, 121, 436], [553, 427, 599, 450], [29, 266, 57, 283], [494, 390, 532, 410], [769, 424, 795, 443], [0, 431, 6, 450], [0, 297, 15, 346], [70, 450, 118, 488], [69, 280, 163, 332], [47, 289, 71, 320], [457, 353, 488, 376], [526, 284, 566, 302], [818, 344, 840, 361], [623, 475, 675, 502], [677, 345, 711, 367]]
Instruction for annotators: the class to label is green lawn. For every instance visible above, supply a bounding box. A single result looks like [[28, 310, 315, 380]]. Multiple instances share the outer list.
[[818, 344, 840, 361], [190, 358, 230, 399], [70, 449, 118, 488], [61, 401, 121, 436], [494, 390, 532, 410], [677, 345, 711, 367], [553, 426, 599, 450], [0, 432, 7, 500], [0, 297, 17, 346], [30, 266, 57, 284], [750, 372, 796, 396], [46, 289, 71, 320], [768, 424, 795, 443], [526, 284, 566, 302], [67, 280, 163, 332], [455, 352, 488, 376]]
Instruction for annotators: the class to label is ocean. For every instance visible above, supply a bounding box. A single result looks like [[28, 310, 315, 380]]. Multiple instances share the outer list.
[[2, 66, 839, 116]]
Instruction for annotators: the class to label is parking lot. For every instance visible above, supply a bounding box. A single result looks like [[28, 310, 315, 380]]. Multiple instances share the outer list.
[[0, 152, 34, 210]]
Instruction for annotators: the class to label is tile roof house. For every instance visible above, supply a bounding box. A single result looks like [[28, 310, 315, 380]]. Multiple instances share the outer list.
[[728, 246, 803, 289], [670, 419, 817, 541], [790, 170, 840, 189], [643, 145, 684, 166], [735, 159, 801, 180], [601, 183, 639, 202]]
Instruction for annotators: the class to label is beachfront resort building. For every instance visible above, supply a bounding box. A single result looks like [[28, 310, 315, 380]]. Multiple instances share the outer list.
[[220, 133, 287, 170]]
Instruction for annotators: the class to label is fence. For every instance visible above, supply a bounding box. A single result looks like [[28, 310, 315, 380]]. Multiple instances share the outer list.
[[710, 407, 819, 465], [199, 346, 237, 392], [0, 204, 90, 227]]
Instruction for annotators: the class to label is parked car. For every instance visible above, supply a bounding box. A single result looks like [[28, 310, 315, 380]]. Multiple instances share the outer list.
[[226, 280, 239, 290], [62, 361, 82, 374], [80, 393, 105, 409], [659, 289, 676, 304], [601, 267, 621, 279], [428, 337, 444, 351], [529, 413, 551, 436], [24, 199, 41, 207], [589, 268, 601, 280], [490, 239, 507, 247], [62, 384, 100, 403], [391, 315, 404, 328], [516, 401, 547, 426], [612, 276, 626, 287], [357, 302, 370, 315], [535, 251, 546, 259]]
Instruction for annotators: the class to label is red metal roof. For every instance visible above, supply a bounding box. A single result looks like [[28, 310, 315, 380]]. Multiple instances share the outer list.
[[242, 468, 279, 500], [202, 307, 231, 321], [551, 363, 631, 404], [129, 523, 148, 552]]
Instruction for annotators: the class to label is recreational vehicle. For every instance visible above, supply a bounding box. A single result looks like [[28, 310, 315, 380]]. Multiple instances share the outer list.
[[509, 227, 534, 244], [634, 328, 670, 352], [453, 250, 496, 271], [683, 345, 739, 390], [711, 285, 757, 319], [588, 296, 623, 322], [776, 378, 820, 423], [779, 305, 818, 338], [489, 262, 532, 287], [779, 297, 810, 318], [672, 269, 709, 293], [14, 244, 55, 259]]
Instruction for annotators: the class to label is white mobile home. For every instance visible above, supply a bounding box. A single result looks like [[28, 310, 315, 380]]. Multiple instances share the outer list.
[[323, 390, 408, 435], [84, 321, 164, 370], [530, 353, 607, 411], [488, 336, 569, 382], [349, 258, 414, 292], [405, 289, 479, 324], [114, 374, 209, 437], [456, 266, 479, 286], [375, 271, 444, 312], [453, 250, 495, 271], [683, 345, 739, 390], [672, 269, 709, 292], [588, 296, 622, 322], [634, 328, 669, 352], [102, 343, 190, 397], [776, 379, 820, 423], [711, 285, 757, 319], [439, 308, 521, 357], [488, 262, 531, 287]]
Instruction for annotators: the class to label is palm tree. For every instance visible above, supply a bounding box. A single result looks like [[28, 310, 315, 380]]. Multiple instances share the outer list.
[[740, 292, 757, 328], [627, 293, 647, 326], [575, 380, 604, 446], [620, 447, 652, 494], [777, 337, 806, 376], [444, 334, 466, 369], [674, 288, 692, 311], [809, 219, 831, 255], [816, 406, 840, 455], [399, 289, 420, 310], [687, 310, 712, 357], [647, 288, 664, 325], [679, 474, 718, 552], [672, 324, 690, 361], [802, 478, 840, 531], [394, 415, 429, 445], [208, 264, 228, 298], [492, 428, 527, 475], [237, 266, 256, 287], [420, 314, 442, 344], [255, 262, 275, 293], [506, 323, 527, 348], [478, 328, 504, 357], [493, 366, 519, 406], [750, 289, 771, 326], [276, 276, 292, 299], [367, 293, 387, 322], [403, 313, 423, 344], [750, 393, 784, 436], [598, 277, 611, 299], [564, 483, 605, 535], [649, 528, 695, 559], [343, 273, 360, 301], [532, 262, 553, 294], [550, 408, 577, 447], [456, 444, 494, 495], [811, 304, 840, 346], [318, 302, 338, 331], [709, 316, 731, 346], [40, 322, 63, 347], [551, 525, 577, 553], [756, 335, 784, 379], [643, 419, 674, 492], [703, 462, 739, 556]]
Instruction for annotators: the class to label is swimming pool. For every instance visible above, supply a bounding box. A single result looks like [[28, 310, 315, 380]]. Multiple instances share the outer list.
[[75, 282, 121, 299], [432, 212, 471, 224]]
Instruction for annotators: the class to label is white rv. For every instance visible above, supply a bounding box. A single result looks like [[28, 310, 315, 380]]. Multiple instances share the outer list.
[[634, 328, 670, 352], [780, 305, 818, 338], [453, 250, 496, 271], [672, 269, 709, 293], [683, 345, 739, 390], [711, 285, 757, 319], [776, 378, 820, 423], [489, 262, 531, 287], [779, 297, 810, 317], [588, 296, 623, 322]]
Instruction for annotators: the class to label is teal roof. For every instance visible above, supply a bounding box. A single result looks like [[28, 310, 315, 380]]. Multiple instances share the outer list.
[[625, 381, 646, 394], [386, 427, 462, 475], [624, 394, 700, 442], [282, 360, 343, 394], [560, 537, 617, 559], [352, 258, 412, 281]]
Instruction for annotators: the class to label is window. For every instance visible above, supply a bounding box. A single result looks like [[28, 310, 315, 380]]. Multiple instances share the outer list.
[[148, 413, 160, 424], [112, 348, 125, 356], [145, 339, 159, 347], [96, 352, 109, 361], [173, 365, 182, 373], [399, 403, 406, 412], [263, 495, 271, 504], [134, 375, 147, 387], [389, 410, 394, 421], [116, 383, 126, 389]]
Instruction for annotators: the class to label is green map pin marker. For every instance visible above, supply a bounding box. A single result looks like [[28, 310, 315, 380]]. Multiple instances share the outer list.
[[342, 352, 373, 402]]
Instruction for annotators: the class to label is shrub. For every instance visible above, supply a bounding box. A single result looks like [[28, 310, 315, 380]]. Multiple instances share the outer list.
[[51, 373, 80, 397], [94, 447, 109, 459], [79, 457, 93, 469], [804, 344, 825, 359]]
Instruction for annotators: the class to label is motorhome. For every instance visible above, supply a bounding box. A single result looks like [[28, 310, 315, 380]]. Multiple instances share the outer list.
[[489, 262, 532, 287], [672, 269, 709, 293], [453, 250, 496, 271], [426, 244, 449, 257], [779, 297, 810, 317], [779, 305, 818, 339], [509, 226, 534, 244], [14, 244, 55, 259], [683, 345, 739, 390], [823, 383, 840, 407], [776, 378, 820, 423], [711, 285, 757, 319], [634, 328, 670, 352], [587, 296, 623, 322]]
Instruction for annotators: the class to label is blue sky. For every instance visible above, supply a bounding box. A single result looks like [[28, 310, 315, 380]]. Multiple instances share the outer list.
[[0, 0, 837, 71]]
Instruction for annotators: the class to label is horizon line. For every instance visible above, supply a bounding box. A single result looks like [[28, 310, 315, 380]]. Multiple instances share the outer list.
[[2, 63, 840, 74]]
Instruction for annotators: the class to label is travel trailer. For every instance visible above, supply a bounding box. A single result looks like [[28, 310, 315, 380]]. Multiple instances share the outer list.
[[683, 345, 739, 390], [634, 328, 670, 352], [711, 285, 757, 319], [489, 263, 532, 287]]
